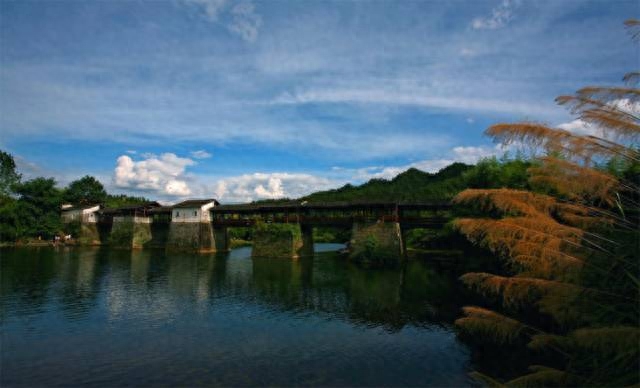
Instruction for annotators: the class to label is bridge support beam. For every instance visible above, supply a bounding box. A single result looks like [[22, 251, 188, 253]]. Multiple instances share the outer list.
[[400, 227, 409, 258], [166, 222, 216, 253], [349, 221, 404, 266], [300, 224, 315, 257], [146, 222, 170, 249], [252, 223, 311, 259], [214, 226, 229, 252]]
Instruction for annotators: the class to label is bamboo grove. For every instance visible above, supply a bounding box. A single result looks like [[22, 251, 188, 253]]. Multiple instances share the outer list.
[[453, 21, 640, 386]]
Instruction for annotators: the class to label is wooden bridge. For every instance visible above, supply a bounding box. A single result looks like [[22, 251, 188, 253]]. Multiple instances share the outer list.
[[69, 200, 454, 259], [210, 201, 453, 229], [209, 201, 454, 260]]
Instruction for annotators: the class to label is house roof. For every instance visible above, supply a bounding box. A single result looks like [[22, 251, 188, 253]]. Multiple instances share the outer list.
[[61, 204, 102, 212], [172, 199, 220, 208]]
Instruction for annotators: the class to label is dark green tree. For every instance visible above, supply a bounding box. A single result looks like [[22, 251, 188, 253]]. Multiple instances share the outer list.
[[0, 150, 21, 196], [14, 177, 63, 239], [64, 175, 107, 205], [0, 195, 19, 241]]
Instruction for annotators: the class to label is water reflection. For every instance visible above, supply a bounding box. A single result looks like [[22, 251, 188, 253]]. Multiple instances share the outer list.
[[1, 246, 472, 387]]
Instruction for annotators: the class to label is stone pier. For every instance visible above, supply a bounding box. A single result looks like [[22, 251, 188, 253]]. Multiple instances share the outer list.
[[349, 221, 404, 266], [300, 224, 315, 257], [166, 222, 216, 253], [78, 223, 102, 245], [63, 221, 103, 246], [109, 216, 153, 249], [214, 227, 229, 252], [146, 222, 170, 249], [251, 223, 313, 259]]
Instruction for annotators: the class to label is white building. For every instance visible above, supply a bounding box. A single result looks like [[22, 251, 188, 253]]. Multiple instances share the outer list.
[[171, 199, 220, 223], [61, 204, 102, 223]]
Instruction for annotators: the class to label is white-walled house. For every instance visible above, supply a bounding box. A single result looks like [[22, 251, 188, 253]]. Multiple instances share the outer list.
[[61, 204, 102, 223], [171, 199, 220, 223]]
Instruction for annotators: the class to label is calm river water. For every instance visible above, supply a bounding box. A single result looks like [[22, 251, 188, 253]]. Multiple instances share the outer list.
[[1, 245, 474, 386]]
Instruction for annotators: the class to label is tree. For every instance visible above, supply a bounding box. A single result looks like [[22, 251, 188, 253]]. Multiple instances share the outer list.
[[0, 150, 21, 197], [0, 195, 19, 241], [14, 177, 63, 238], [452, 23, 639, 386], [64, 175, 107, 205]]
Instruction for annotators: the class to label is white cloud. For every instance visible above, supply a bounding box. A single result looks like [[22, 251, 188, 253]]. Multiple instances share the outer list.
[[126, 150, 137, 155], [472, 0, 521, 30], [113, 153, 196, 197], [183, 0, 261, 42], [558, 119, 598, 136], [165, 180, 192, 196], [212, 172, 337, 202], [254, 176, 285, 199], [190, 150, 212, 159]]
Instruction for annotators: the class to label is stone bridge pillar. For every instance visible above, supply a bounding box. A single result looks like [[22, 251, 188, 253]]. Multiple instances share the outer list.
[[166, 222, 216, 253], [109, 216, 153, 249], [252, 223, 313, 259], [349, 221, 404, 266], [214, 226, 229, 252], [300, 224, 315, 257], [400, 227, 409, 257]]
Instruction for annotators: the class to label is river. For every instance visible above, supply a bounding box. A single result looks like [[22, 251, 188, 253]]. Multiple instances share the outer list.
[[1, 245, 474, 386]]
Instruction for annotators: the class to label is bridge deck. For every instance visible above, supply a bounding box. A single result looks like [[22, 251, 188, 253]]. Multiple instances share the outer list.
[[211, 201, 451, 214], [210, 202, 451, 229]]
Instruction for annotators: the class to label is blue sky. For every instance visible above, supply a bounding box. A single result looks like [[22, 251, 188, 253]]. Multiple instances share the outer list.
[[1, 0, 637, 202]]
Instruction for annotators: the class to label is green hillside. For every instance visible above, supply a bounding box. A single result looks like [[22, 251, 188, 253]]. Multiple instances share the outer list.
[[301, 163, 474, 203]]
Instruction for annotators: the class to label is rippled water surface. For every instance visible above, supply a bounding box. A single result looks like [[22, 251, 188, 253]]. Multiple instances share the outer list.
[[1, 245, 473, 386]]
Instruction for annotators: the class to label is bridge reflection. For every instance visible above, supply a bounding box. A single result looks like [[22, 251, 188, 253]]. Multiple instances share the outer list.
[[1, 246, 467, 331]]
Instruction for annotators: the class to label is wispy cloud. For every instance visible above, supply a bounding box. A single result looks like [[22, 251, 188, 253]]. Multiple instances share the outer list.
[[190, 150, 212, 159], [182, 0, 262, 42], [228, 2, 262, 43], [472, 0, 521, 30], [184, 0, 227, 21], [272, 87, 556, 118]]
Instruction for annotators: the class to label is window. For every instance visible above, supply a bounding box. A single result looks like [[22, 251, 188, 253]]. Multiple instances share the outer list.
[[194, 211, 198, 216], [176, 211, 180, 217]]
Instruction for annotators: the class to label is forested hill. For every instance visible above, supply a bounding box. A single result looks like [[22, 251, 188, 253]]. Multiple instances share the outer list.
[[301, 163, 474, 203]]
